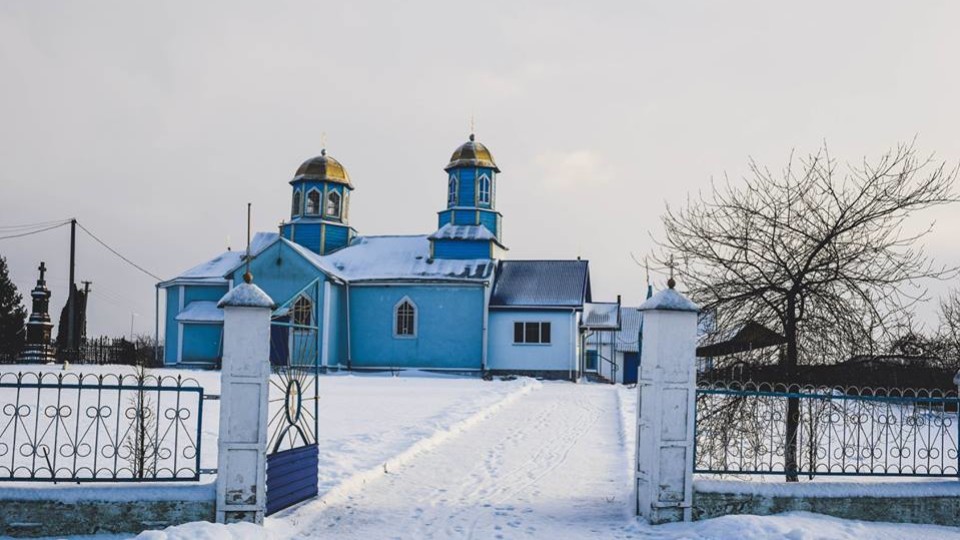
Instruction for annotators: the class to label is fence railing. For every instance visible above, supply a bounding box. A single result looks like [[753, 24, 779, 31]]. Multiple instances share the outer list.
[[0, 371, 203, 482], [694, 381, 960, 478]]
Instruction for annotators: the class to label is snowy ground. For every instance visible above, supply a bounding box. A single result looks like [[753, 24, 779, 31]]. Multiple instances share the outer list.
[[4, 366, 960, 539]]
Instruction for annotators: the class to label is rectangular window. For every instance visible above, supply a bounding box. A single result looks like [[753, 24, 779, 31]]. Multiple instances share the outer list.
[[513, 322, 552, 344]]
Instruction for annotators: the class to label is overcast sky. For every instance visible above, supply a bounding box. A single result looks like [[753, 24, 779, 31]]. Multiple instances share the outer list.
[[2, 1, 959, 338]]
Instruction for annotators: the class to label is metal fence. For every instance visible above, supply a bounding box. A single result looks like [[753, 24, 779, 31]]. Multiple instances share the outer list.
[[0, 371, 204, 482], [694, 381, 960, 477]]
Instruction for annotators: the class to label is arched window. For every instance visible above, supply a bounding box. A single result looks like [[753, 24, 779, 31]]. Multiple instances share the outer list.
[[326, 190, 342, 218], [293, 295, 312, 330], [305, 189, 321, 215], [447, 175, 458, 206], [478, 174, 491, 205], [394, 298, 416, 337], [292, 190, 302, 216]]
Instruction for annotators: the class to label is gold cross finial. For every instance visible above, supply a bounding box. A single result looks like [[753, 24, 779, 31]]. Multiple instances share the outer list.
[[321, 132, 327, 151], [470, 114, 475, 137]]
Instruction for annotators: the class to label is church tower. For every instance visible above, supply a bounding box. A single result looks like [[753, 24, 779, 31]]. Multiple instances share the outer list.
[[280, 150, 357, 255], [431, 134, 507, 260]]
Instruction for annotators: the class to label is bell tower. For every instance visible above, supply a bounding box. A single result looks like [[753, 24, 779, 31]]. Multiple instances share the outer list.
[[431, 134, 507, 260], [280, 149, 357, 255]]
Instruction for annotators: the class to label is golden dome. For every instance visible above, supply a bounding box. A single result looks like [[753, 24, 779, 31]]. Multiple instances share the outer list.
[[445, 134, 499, 172], [292, 149, 353, 188]]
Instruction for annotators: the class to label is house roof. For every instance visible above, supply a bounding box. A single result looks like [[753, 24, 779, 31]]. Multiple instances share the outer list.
[[429, 224, 496, 241], [322, 235, 495, 283], [490, 260, 591, 308], [696, 321, 785, 358], [159, 232, 280, 287], [175, 301, 224, 323], [616, 308, 642, 352]]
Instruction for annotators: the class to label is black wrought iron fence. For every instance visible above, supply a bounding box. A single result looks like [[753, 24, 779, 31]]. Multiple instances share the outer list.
[[695, 381, 960, 477], [0, 371, 203, 482]]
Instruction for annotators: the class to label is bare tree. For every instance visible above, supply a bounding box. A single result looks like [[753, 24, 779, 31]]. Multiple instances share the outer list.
[[660, 142, 957, 480]]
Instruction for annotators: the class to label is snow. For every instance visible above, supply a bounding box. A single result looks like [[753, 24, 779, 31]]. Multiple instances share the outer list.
[[161, 233, 278, 285], [175, 301, 223, 322], [9, 365, 960, 539], [583, 301, 622, 329], [217, 282, 275, 308], [639, 288, 699, 312], [428, 223, 498, 241], [321, 235, 495, 282]]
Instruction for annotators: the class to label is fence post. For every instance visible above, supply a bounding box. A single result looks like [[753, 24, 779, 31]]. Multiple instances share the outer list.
[[635, 280, 699, 524], [215, 281, 275, 524]]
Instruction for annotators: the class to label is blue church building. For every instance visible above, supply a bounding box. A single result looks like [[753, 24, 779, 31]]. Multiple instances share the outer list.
[[158, 135, 624, 380]]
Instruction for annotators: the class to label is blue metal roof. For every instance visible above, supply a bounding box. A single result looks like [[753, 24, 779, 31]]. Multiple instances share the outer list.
[[490, 260, 591, 308]]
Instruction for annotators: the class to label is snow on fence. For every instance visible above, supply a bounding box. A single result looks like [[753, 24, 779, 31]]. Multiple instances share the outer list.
[[0, 370, 204, 482], [694, 381, 960, 478]]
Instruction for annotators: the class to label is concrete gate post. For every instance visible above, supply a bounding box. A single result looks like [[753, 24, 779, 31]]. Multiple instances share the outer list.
[[635, 280, 699, 524], [215, 281, 275, 524]]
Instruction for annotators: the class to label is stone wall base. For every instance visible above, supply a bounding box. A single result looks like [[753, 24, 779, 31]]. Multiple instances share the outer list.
[[694, 489, 960, 527], [0, 487, 215, 538]]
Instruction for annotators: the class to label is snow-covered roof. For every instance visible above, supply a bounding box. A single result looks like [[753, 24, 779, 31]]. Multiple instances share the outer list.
[[160, 232, 280, 287], [175, 301, 224, 323], [428, 224, 501, 244], [490, 260, 591, 308], [616, 308, 642, 352], [638, 288, 699, 312], [582, 302, 621, 329], [218, 282, 276, 309], [322, 235, 495, 283]]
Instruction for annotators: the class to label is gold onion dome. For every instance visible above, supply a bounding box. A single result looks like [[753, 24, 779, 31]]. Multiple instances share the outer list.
[[293, 149, 353, 188], [445, 134, 500, 172]]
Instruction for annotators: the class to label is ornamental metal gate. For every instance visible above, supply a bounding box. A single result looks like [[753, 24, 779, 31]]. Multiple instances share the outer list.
[[265, 314, 320, 515]]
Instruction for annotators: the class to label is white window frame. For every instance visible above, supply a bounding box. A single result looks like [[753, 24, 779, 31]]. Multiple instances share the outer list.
[[393, 296, 418, 338], [447, 175, 458, 207], [326, 190, 342, 219], [305, 188, 321, 216], [478, 173, 491, 205], [292, 190, 302, 217], [513, 321, 552, 345]]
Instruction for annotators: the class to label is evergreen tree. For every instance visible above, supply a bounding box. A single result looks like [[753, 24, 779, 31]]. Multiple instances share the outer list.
[[0, 255, 27, 360]]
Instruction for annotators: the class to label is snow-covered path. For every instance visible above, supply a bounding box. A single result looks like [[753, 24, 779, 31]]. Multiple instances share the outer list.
[[299, 383, 633, 539]]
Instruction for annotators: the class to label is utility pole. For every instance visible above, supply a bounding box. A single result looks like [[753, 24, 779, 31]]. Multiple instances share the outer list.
[[67, 218, 77, 361]]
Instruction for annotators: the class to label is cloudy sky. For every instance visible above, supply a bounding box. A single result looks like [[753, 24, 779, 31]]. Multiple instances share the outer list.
[[1, 1, 959, 337]]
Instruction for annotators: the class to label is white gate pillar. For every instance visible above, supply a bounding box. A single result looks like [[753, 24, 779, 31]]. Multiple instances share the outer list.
[[215, 280, 275, 524], [635, 280, 699, 524]]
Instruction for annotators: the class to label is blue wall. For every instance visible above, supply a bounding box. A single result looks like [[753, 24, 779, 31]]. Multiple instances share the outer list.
[[181, 323, 222, 364], [326, 283, 347, 367], [230, 241, 325, 310], [324, 224, 350, 253], [183, 284, 229, 305], [433, 239, 490, 259], [487, 309, 577, 374], [436, 209, 501, 239], [164, 287, 180, 364], [348, 284, 484, 369]]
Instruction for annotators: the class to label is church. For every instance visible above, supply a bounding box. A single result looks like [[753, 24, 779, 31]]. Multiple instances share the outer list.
[[158, 134, 629, 380]]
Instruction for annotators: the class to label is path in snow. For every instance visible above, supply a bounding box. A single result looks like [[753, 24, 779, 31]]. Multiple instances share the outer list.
[[299, 383, 634, 539]]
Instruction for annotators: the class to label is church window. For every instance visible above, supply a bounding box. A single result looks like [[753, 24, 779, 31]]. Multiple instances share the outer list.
[[293, 295, 312, 330], [326, 190, 342, 218], [394, 298, 417, 337], [478, 174, 491, 205], [513, 322, 551, 344], [305, 189, 321, 215], [448, 175, 458, 206], [292, 190, 302, 216]]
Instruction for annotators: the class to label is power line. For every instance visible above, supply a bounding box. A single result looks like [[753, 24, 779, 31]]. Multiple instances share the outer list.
[[75, 222, 163, 281], [0, 220, 71, 240], [0, 218, 72, 231]]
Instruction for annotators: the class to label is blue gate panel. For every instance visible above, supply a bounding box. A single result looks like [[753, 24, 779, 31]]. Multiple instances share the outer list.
[[265, 444, 319, 515], [623, 352, 639, 385]]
